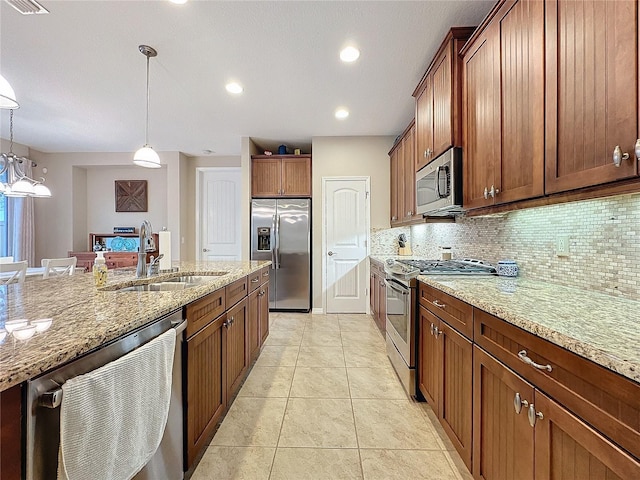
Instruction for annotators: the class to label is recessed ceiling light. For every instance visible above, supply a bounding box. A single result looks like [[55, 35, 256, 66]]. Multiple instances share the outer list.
[[340, 46, 360, 63], [225, 82, 243, 94], [169, 0, 188, 4], [335, 108, 349, 119]]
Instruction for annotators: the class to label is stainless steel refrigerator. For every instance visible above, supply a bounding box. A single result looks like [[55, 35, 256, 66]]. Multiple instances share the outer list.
[[251, 198, 311, 311]]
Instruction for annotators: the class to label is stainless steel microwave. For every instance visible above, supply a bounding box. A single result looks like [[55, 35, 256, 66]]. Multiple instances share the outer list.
[[416, 147, 463, 216]]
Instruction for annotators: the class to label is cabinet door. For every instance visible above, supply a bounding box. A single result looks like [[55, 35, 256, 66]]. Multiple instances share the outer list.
[[418, 306, 440, 408], [376, 277, 386, 334], [281, 157, 311, 196], [533, 390, 640, 480], [259, 283, 269, 345], [396, 139, 406, 222], [251, 158, 281, 197], [463, 24, 501, 210], [248, 288, 260, 363], [432, 46, 453, 158], [416, 76, 434, 171], [498, 0, 545, 204], [439, 321, 473, 471], [545, 0, 639, 193], [473, 345, 534, 480], [389, 147, 400, 225], [370, 270, 378, 318], [186, 314, 226, 468], [403, 124, 417, 220], [226, 298, 248, 399]]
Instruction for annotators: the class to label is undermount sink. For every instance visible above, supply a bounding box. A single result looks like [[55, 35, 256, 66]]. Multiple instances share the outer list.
[[107, 272, 228, 292]]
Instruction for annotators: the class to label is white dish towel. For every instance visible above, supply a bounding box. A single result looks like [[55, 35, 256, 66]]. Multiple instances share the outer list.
[[58, 328, 176, 480]]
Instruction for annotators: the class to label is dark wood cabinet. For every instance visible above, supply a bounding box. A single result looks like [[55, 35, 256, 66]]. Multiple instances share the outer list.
[[251, 155, 311, 197], [259, 279, 270, 346], [545, 0, 639, 194], [462, 0, 545, 210], [186, 311, 226, 468], [248, 267, 270, 363], [418, 283, 473, 470], [389, 120, 418, 226], [0, 384, 22, 480], [414, 28, 474, 171], [369, 259, 386, 334], [225, 297, 248, 399]]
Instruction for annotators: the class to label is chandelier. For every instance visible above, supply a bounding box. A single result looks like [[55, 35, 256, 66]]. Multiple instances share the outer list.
[[0, 110, 51, 197]]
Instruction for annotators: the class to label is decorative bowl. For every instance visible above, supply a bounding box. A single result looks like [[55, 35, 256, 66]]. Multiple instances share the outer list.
[[497, 260, 518, 277]]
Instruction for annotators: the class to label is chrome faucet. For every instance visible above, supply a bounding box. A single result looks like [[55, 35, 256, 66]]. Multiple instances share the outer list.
[[136, 220, 157, 278], [147, 254, 164, 276]]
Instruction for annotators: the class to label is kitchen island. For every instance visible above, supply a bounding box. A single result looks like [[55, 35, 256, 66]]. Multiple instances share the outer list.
[[0, 260, 271, 392]]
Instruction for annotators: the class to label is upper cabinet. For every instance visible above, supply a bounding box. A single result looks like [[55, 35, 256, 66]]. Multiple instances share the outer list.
[[545, 0, 639, 193], [389, 120, 418, 226], [414, 27, 475, 172], [462, 0, 545, 210], [251, 154, 312, 197]]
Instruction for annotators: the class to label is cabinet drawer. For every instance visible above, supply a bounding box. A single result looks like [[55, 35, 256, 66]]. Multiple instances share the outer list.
[[248, 270, 261, 293], [226, 276, 248, 308], [259, 266, 271, 285], [418, 282, 473, 340], [185, 288, 225, 338], [474, 309, 640, 460]]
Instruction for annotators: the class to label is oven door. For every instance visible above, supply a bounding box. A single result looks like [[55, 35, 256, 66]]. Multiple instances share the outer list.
[[384, 277, 412, 367]]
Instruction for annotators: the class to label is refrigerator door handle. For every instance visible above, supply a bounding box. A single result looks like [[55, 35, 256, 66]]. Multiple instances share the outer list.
[[271, 214, 278, 269], [275, 214, 281, 269]]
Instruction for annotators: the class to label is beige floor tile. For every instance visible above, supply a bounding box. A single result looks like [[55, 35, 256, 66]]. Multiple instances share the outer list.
[[270, 316, 307, 332], [290, 367, 350, 398], [338, 314, 380, 332], [343, 344, 390, 368], [238, 366, 295, 398], [278, 398, 358, 448], [301, 328, 343, 346], [305, 315, 341, 332], [270, 448, 363, 480], [360, 449, 459, 480], [190, 446, 275, 480], [341, 330, 385, 347], [443, 450, 474, 480], [254, 345, 300, 367], [263, 328, 304, 346], [352, 399, 440, 449], [211, 397, 287, 447], [296, 346, 346, 367], [347, 367, 407, 399]]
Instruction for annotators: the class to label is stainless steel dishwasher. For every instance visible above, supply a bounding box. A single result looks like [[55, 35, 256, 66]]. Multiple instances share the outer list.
[[26, 309, 187, 480]]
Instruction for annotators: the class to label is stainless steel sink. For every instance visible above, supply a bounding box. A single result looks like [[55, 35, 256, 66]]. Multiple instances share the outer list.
[[106, 272, 228, 292]]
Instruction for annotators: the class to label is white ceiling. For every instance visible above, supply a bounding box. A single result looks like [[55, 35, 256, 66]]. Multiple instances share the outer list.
[[0, 0, 494, 157]]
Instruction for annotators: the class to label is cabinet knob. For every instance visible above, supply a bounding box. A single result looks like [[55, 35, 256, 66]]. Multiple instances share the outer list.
[[527, 404, 543, 427], [483, 187, 489, 199], [424, 150, 428, 158], [635, 139, 640, 161], [223, 320, 230, 328], [391, 216, 397, 221], [489, 185, 499, 198], [613, 145, 630, 167], [513, 392, 529, 414]]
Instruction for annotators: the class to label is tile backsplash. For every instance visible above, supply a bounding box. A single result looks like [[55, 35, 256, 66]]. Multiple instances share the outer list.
[[371, 193, 640, 301]]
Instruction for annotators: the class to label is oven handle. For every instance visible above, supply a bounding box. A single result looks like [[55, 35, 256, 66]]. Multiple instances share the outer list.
[[384, 279, 409, 296]]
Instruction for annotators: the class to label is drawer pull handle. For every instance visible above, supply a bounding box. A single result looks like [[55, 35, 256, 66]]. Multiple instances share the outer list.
[[251, 278, 259, 283], [513, 392, 529, 414], [518, 350, 552, 372], [528, 404, 543, 427], [263, 272, 269, 277], [432, 300, 446, 308]]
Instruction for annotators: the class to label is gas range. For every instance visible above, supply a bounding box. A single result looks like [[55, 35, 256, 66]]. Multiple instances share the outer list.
[[395, 258, 497, 276]]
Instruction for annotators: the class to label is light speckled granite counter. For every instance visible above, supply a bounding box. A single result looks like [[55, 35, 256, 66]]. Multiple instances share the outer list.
[[0, 260, 270, 392], [371, 255, 639, 384]]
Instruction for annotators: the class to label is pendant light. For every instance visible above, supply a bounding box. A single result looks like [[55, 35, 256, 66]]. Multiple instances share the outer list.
[[0, 110, 52, 198], [0, 74, 19, 110], [133, 45, 161, 168]]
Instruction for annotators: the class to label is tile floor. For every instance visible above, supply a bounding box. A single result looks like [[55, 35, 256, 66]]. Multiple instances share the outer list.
[[191, 312, 472, 480]]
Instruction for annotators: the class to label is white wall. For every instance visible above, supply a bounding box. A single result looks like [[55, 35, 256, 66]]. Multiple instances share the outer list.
[[311, 136, 395, 311]]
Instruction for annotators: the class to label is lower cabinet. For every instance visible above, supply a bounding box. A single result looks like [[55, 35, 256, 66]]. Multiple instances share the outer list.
[[225, 298, 248, 399], [473, 345, 640, 480], [259, 282, 269, 345], [418, 305, 473, 470], [248, 271, 270, 363], [369, 259, 386, 334]]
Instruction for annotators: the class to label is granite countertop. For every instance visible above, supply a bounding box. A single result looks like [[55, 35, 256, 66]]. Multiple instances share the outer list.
[[371, 255, 639, 384], [0, 260, 271, 392]]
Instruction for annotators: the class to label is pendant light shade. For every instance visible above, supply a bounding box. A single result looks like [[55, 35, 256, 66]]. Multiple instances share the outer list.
[[0, 74, 19, 109], [133, 145, 161, 168], [133, 45, 160, 168]]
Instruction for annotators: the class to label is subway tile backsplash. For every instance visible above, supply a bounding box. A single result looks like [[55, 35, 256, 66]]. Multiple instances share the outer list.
[[371, 193, 640, 301]]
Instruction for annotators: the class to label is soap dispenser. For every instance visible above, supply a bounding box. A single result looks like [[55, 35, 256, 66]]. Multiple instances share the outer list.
[[93, 251, 108, 287]]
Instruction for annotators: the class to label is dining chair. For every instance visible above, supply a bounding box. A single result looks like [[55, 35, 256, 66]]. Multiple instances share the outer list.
[[0, 256, 15, 264], [42, 257, 78, 278], [0, 260, 28, 284]]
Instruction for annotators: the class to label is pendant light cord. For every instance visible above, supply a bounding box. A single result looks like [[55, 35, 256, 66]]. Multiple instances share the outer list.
[[145, 54, 150, 146], [9, 109, 14, 154]]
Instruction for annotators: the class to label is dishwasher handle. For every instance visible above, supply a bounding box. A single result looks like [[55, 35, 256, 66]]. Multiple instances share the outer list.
[[171, 319, 188, 335]]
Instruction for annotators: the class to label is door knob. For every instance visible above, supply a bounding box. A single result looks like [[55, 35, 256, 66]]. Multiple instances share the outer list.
[[202, 248, 210, 252], [328, 251, 336, 256]]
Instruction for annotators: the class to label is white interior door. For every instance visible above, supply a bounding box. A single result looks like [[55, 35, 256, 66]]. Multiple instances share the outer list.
[[324, 177, 369, 313], [197, 168, 241, 261]]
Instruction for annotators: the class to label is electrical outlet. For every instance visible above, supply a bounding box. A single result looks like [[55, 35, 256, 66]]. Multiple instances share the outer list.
[[556, 235, 570, 257]]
